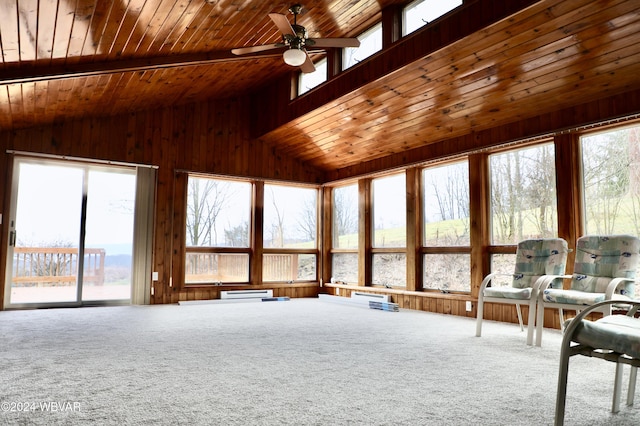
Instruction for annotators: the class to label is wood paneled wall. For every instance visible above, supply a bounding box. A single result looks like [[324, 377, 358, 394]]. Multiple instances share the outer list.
[[1, 84, 640, 331], [0, 96, 325, 307], [324, 284, 478, 319]]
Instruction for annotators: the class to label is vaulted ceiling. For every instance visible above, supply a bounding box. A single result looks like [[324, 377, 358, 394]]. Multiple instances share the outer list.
[[0, 0, 391, 130], [1, 0, 640, 173]]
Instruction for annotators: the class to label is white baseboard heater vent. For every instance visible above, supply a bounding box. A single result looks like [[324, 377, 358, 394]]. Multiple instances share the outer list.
[[220, 289, 273, 300], [351, 292, 390, 303]]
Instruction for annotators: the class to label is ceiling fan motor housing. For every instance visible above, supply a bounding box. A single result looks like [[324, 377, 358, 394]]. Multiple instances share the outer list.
[[285, 24, 308, 49]]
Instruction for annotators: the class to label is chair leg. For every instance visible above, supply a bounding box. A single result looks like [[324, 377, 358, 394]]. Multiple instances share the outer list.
[[475, 294, 485, 337], [555, 346, 572, 426], [526, 299, 536, 346], [515, 304, 524, 332], [613, 363, 624, 413], [629, 366, 638, 407], [559, 308, 565, 332], [536, 297, 545, 347]]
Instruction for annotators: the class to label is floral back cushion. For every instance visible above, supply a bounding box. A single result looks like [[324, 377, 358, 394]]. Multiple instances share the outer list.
[[512, 238, 569, 290], [570, 235, 640, 295]]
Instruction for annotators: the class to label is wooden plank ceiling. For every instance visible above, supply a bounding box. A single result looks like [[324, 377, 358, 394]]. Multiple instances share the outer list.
[[259, 0, 640, 171], [1, 0, 640, 173], [0, 0, 388, 129]]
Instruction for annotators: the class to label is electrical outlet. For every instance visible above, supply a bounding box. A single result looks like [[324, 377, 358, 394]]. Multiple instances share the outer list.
[[466, 301, 472, 312]]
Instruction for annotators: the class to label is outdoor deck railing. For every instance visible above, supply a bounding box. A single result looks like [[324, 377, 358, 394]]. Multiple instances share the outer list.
[[12, 247, 105, 287], [185, 252, 299, 283]]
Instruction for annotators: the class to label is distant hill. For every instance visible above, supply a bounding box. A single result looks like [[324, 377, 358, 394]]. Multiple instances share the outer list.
[[104, 254, 132, 268]]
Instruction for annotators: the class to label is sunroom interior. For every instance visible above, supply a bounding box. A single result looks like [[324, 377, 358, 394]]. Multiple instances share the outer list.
[[1, 0, 640, 337]]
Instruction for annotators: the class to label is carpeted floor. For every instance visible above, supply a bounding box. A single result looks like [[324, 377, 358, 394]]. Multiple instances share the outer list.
[[1, 298, 638, 425]]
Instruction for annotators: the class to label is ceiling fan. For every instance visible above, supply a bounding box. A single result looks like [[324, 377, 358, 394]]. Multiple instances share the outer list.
[[231, 4, 361, 73]]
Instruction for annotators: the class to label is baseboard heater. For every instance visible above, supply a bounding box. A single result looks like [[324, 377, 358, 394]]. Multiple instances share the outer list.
[[220, 289, 274, 300], [178, 289, 285, 306]]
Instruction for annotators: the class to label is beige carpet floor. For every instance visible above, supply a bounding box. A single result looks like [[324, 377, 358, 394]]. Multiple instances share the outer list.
[[1, 298, 638, 425]]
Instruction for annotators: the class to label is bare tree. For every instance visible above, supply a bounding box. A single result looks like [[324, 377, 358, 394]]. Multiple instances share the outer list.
[[333, 186, 358, 237], [297, 193, 317, 242], [268, 187, 285, 247], [224, 221, 249, 247], [583, 132, 628, 234], [522, 145, 556, 238], [426, 163, 470, 245], [491, 152, 521, 242], [186, 178, 231, 246]]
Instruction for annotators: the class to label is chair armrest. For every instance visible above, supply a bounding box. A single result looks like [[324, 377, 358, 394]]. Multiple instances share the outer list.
[[536, 274, 571, 291], [479, 273, 514, 292], [604, 277, 639, 299]]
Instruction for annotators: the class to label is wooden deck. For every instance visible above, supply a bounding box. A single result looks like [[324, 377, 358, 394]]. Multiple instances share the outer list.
[[11, 247, 105, 287]]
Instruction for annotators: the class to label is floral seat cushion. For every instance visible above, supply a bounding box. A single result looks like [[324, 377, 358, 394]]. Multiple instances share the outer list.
[[571, 314, 640, 359]]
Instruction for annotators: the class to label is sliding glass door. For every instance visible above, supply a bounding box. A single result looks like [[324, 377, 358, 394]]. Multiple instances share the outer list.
[[5, 158, 137, 308]]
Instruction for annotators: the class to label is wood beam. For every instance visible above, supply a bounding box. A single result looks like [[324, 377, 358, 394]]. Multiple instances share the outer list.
[[0, 50, 283, 85], [469, 153, 490, 299], [252, 181, 265, 286], [321, 186, 333, 286], [381, 5, 402, 48], [406, 167, 422, 291], [358, 179, 372, 287], [554, 132, 582, 270]]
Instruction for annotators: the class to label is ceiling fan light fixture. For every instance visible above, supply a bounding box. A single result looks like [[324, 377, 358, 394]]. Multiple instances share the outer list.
[[283, 48, 307, 67]]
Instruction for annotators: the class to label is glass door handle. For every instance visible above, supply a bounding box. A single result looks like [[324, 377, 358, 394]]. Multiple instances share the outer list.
[[9, 230, 16, 247]]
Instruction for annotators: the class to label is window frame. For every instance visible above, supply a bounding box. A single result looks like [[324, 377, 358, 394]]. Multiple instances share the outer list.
[[329, 182, 360, 284], [420, 159, 472, 293], [342, 22, 383, 71], [484, 139, 559, 285], [183, 175, 253, 285], [488, 140, 559, 246], [579, 123, 640, 236], [371, 171, 407, 288], [262, 181, 320, 283], [297, 57, 328, 96], [402, 0, 464, 36], [182, 175, 321, 286]]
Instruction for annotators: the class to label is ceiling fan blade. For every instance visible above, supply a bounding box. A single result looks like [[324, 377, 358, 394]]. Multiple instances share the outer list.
[[269, 13, 295, 36], [309, 38, 361, 48], [299, 52, 316, 73], [231, 43, 283, 55]]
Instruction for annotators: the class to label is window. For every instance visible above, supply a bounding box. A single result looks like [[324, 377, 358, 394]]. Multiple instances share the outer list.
[[343, 23, 382, 70], [298, 58, 327, 95], [331, 184, 359, 283], [372, 173, 406, 287], [490, 143, 558, 245], [263, 183, 318, 282], [423, 254, 470, 291], [403, 0, 463, 36], [581, 125, 640, 235], [423, 161, 470, 246], [422, 161, 471, 292], [184, 176, 251, 284], [582, 124, 640, 297], [489, 253, 517, 288], [373, 173, 406, 248]]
